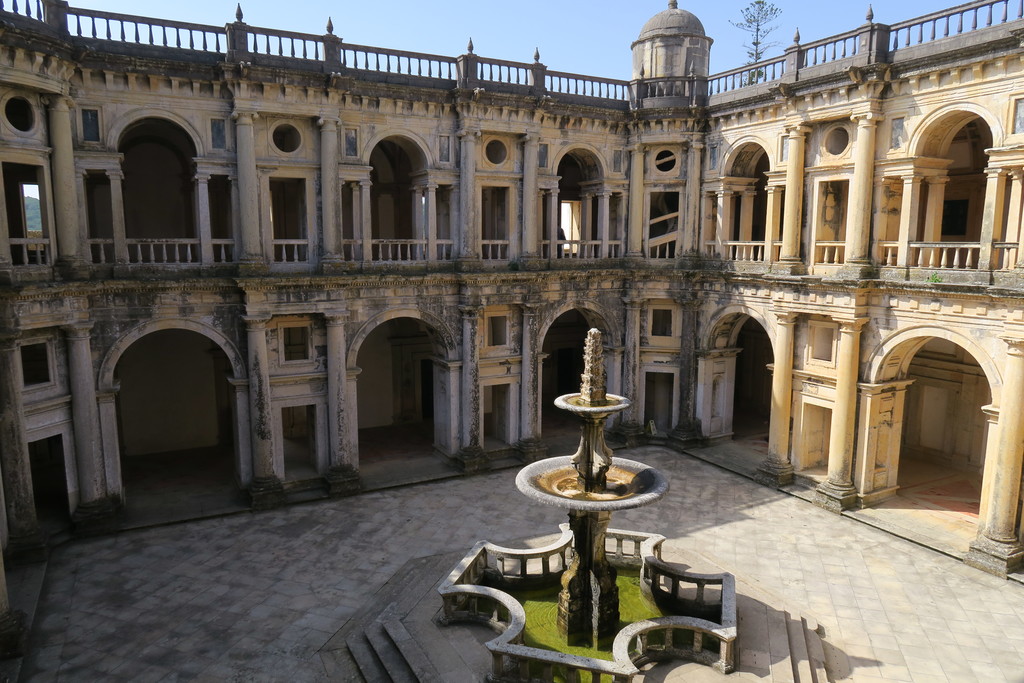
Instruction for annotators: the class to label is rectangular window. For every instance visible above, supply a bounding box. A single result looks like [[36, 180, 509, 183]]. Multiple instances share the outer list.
[[20, 342, 50, 386], [890, 117, 906, 149], [1016, 101, 1024, 135], [481, 187, 509, 241], [487, 315, 508, 347], [281, 326, 310, 362], [439, 135, 450, 163], [270, 178, 305, 239], [651, 309, 673, 337], [82, 109, 100, 142], [211, 118, 226, 149], [344, 128, 358, 157], [613, 149, 623, 173], [942, 199, 969, 236], [538, 144, 549, 168], [809, 323, 835, 363], [209, 175, 232, 241]]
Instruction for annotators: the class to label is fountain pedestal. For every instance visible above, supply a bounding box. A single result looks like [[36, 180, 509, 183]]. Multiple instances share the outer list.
[[558, 509, 618, 644]]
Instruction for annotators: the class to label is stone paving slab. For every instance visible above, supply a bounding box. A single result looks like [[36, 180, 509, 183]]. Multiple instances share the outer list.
[[13, 446, 1024, 682]]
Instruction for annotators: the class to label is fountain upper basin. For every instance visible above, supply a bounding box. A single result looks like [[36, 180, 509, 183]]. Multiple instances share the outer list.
[[516, 456, 669, 512], [554, 393, 631, 418]]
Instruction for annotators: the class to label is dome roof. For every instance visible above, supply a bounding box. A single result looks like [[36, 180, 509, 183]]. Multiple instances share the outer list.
[[638, 1, 706, 40]]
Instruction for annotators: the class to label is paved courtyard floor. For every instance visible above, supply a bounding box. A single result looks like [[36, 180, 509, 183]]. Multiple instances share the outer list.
[[10, 446, 1024, 682]]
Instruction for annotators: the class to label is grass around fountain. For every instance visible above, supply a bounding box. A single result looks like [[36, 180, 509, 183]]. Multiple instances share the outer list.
[[508, 570, 666, 661]]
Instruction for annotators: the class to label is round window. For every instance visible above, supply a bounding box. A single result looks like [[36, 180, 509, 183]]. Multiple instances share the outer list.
[[485, 139, 507, 165], [655, 149, 678, 172], [272, 123, 301, 153], [825, 127, 850, 155], [5, 97, 33, 132]]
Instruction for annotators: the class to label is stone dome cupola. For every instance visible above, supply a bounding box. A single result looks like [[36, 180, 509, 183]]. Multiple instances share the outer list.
[[632, 0, 713, 80]]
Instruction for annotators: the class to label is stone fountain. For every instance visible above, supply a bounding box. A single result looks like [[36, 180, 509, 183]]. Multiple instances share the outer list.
[[516, 328, 669, 646], [439, 328, 736, 681]]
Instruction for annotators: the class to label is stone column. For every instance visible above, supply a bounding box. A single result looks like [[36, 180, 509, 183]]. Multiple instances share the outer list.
[[108, 170, 129, 265], [425, 183, 438, 261], [517, 304, 545, 461], [65, 324, 116, 533], [457, 305, 486, 471], [780, 125, 810, 263], [0, 165, 11, 273], [627, 146, 645, 257], [458, 128, 480, 260], [0, 335, 44, 561], [896, 174, 923, 267], [738, 189, 755, 242], [965, 337, 1024, 576], [324, 313, 359, 496], [547, 189, 560, 262], [979, 167, 1009, 271], [1005, 169, 1024, 248], [685, 141, 704, 254], [319, 117, 341, 267], [816, 319, 866, 512], [922, 176, 949, 243], [765, 185, 783, 262], [580, 192, 593, 247], [845, 113, 879, 264], [756, 312, 798, 486], [521, 133, 540, 259], [244, 315, 284, 509], [194, 173, 214, 264], [411, 186, 425, 259], [46, 96, 84, 270], [359, 179, 373, 264], [853, 380, 912, 506], [715, 190, 734, 257], [668, 297, 701, 447], [234, 111, 264, 267], [619, 297, 643, 444], [597, 191, 611, 258], [228, 379, 253, 486]]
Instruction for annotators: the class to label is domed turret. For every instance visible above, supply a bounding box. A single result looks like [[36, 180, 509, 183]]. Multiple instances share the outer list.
[[632, 0, 713, 80]]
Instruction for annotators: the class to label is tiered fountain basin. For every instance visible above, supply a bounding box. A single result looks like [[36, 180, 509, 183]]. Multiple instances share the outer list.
[[438, 524, 738, 682]]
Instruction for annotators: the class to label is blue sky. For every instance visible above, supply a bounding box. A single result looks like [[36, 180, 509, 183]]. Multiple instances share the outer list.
[[69, 1, 960, 79]]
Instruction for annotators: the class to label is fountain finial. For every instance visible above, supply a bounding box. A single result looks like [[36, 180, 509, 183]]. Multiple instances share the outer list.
[[579, 328, 607, 405]]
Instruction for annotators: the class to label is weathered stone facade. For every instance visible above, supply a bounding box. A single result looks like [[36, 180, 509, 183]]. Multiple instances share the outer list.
[[2, 4, 1024, 647]]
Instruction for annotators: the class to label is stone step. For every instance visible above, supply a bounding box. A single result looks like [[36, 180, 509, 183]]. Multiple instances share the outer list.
[[382, 617, 443, 681], [344, 630, 387, 683], [364, 609, 419, 683], [785, 610, 815, 683], [801, 616, 830, 683]]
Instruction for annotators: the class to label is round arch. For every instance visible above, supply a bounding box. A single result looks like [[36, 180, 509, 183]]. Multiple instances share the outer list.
[[109, 109, 205, 156], [537, 301, 618, 347], [362, 131, 432, 170], [551, 145, 607, 179], [702, 304, 775, 352], [99, 319, 245, 392], [722, 138, 774, 176], [909, 104, 1003, 158], [347, 308, 456, 368], [865, 325, 1002, 401]]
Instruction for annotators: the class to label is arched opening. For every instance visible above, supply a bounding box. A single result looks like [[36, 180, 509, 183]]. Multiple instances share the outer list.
[[355, 317, 442, 475], [732, 317, 773, 440], [725, 144, 770, 244], [892, 339, 989, 548], [119, 118, 197, 247], [368, 137, 427, 260], [919, 115, 993, 244], [540, 310, 598, 446], [552, 150, 614, 258], [114, 329, 241, 522]]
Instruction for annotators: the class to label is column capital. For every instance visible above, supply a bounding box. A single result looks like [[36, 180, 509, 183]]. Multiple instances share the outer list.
[[785, 123, 811, 137], [42, 94, 74, 111], [194, 172, 212, 183], [925, 175, 951, 186], [520, 302, 541, 315], [1000, 335, 1024, 357], [459, 304, 482, 318], [232, 110, 259, 124], [985, 166, 1009, 180], [981, 403, 999, 421], [900, 173, 922, 183], [458, 128, 481, 139], [689, 141, 705, 151], [61, 322, 95, 339], [520, 132, 539, 144], [317, 116, 339, 130], [322, 310, 348, 326], [776, 312, 799, 325], [243, 314, 272, 329], [622, 296, 643, 309], [1011, 168, 1024, 181], [359, 178, 372, 189], [851, 112, 883, 126], [0, 332, 19, 350], [834, 317, 868, 333], [106, 169, 125, 181]]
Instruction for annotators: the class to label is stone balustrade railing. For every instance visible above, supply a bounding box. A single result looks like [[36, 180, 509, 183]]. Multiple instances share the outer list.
[[340, 43, 457, 81], [64, 5, 226, 53], [438, 526, 737, 683], [707, 57, 787, 95], [890, 0, 1024, 52]]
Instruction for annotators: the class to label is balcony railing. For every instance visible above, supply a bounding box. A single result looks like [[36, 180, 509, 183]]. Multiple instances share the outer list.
[[648, 233, 677, 259], [65, 6, 226, 53], [9, 237, 50, 266], [126, 238, 200, 264], [372, 239, 426, 262], [890, 0, 1024, 53], [340, 43, 457, 80], [908, 242, 980, 269], [814, 241, 846, 265], [480, 240, 509, 260], [272, 239, 308, 263]]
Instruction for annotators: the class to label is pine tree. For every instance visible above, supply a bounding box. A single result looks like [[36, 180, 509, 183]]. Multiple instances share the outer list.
[[731, 0, 783, 64]]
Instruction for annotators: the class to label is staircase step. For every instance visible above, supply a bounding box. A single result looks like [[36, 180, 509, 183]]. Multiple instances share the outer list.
[[383, 618, 442, 681], [766, 606, 796, 683], [802, 616, 830, 683], [365, 607, 417, 683], [345, 631, 387, 683], [785, 611, 815, 683]]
